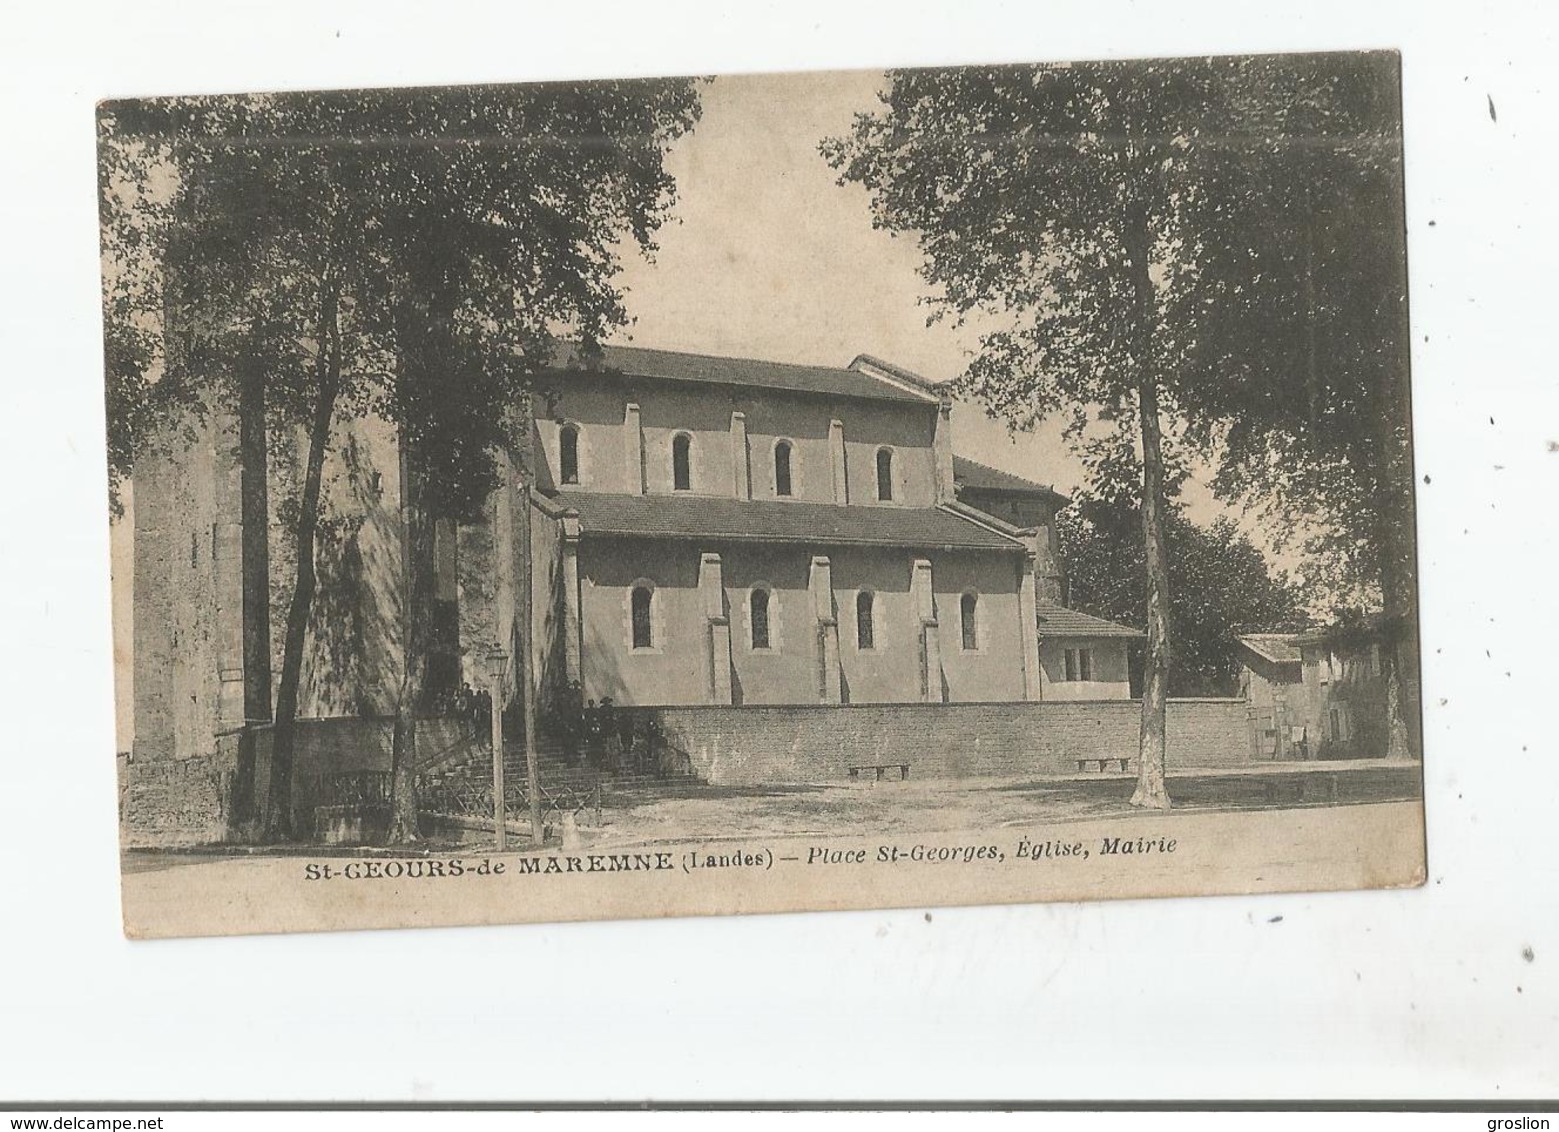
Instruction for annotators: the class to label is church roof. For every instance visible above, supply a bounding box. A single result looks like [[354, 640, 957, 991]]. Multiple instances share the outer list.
[[953, 456, 1071, 507], [1036, 604, 1144, 639], [548, 343, 940, 405], [560, 492, 1026, 552]]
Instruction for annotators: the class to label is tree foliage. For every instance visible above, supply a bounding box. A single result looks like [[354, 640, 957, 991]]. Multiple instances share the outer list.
[[101, 80, 703, 512], [823, 54, 1403, 493], [825, 52, 1409, 794], [99, 79, 702, 839]]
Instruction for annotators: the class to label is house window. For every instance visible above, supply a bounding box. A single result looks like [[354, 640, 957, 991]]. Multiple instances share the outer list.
[[875, 447, 894, 501], [960, 592, 979, 651], [672, 433, 693, 492], [1063, 648, 1094, 681], [856, 590, 875, 650], [774, 440, 794, 497], [559, 423, 580, 485], [631, 584, 654, 650], [1330, 707, 1345, 742], [750, 588, 772, 650]]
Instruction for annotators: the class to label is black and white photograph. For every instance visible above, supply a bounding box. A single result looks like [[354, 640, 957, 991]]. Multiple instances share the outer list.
[[98, 53, 1429, 938]]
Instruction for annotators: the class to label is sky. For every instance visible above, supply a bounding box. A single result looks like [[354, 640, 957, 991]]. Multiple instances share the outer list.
[[600, 69, 1088, 496], [600, 70, 1247, 520]]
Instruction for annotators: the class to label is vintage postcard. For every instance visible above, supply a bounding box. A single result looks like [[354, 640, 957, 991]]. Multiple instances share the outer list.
[[102, 52, 1425, 939]]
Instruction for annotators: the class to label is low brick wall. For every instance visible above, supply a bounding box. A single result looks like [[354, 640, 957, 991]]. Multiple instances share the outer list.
[[645, 699, 1249, 786], [120, 717, 480, 848]]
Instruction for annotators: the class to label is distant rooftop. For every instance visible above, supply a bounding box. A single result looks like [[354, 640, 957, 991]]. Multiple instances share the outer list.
[[548, 343, 941, 405], [1036, 605, 1143, 639], [953, 456, 1071, 507], [1237, 633, 1304, 667]]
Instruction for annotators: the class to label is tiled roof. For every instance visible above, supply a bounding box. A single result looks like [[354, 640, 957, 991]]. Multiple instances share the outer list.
[[560, 492, 1026, 551], [548, 343, 939, 405], [1036, 604, 1144, 639], [1237, 633, 1304, 666], [953, 456, 1071, 506]]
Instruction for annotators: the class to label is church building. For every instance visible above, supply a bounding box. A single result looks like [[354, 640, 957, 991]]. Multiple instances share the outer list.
[[533, 345, 1133, 709], [127, 344, 1139, 772]]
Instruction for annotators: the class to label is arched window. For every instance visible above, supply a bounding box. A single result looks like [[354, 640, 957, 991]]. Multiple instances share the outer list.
[[631, 584, 654, 650], [774, 440, 794, 497], [960, 591, 979, 651], [856, 590, 875, 650], [672, 433, 693, 492], [558, 423, 580, 485], [750, 588, 772, 650], [875, 447, 895, 502]]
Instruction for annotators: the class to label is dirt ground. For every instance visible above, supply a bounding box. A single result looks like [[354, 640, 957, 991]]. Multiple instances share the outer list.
[[577, 762, 1421, 852]]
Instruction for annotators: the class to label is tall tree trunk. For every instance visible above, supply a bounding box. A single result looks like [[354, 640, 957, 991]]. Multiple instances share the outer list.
[[514, 400, 543, 844], [383, 281, 457, 845], [1123, 200, 1173, 809], [1369, 160, 1418, 763], [386, 439, 423, 844], [232, 360, 273, 838], [1132, 376, 1173, 809], [265, 269, 344, 841], [1376, 366, 1418, 763]]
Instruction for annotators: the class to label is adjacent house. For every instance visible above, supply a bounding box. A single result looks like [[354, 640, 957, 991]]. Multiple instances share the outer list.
[[1235, 633, 1305, 759], [1233, 618, 1422, 762], [1291, 616, 1421, 761]]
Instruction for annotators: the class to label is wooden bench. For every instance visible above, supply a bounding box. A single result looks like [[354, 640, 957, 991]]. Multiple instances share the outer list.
[[848, 763, 911, 782], [1076, 757, 1131, 773]]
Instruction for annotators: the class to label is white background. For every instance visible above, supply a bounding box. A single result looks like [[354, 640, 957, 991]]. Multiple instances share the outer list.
[[2, 0, 1556, 1104]]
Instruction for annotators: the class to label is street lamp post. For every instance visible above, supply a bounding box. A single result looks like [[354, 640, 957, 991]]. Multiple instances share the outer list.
[[483, 647, 509, 852]]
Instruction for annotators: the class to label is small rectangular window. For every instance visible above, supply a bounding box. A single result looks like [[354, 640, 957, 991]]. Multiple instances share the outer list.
[[1064, 649, 1077, 681], [774, 442, 793, 497], [672, 434, 692, 492], [875, 448, 894, 502], [1078, 649, 1093, 681], [631, 586, 654, 650], [559, 425, 580, 485], [960, 593, 978, 651], [751, 589, 771, 650]]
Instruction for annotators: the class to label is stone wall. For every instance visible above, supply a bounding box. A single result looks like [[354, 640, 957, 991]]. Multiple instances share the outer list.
[[120, 717, 481, 848], [120, 734, 243, 848], [646, 698, 1249, 786]]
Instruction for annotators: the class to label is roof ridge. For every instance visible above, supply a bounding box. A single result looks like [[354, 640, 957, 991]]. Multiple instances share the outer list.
[[955, 453, 1056, 488], [938, 498, 1031, 538], [952, 455, 1071, 505], [602, 342, 856, 374], [846, 353, 943, 392], [546, 341, 939, 405]]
